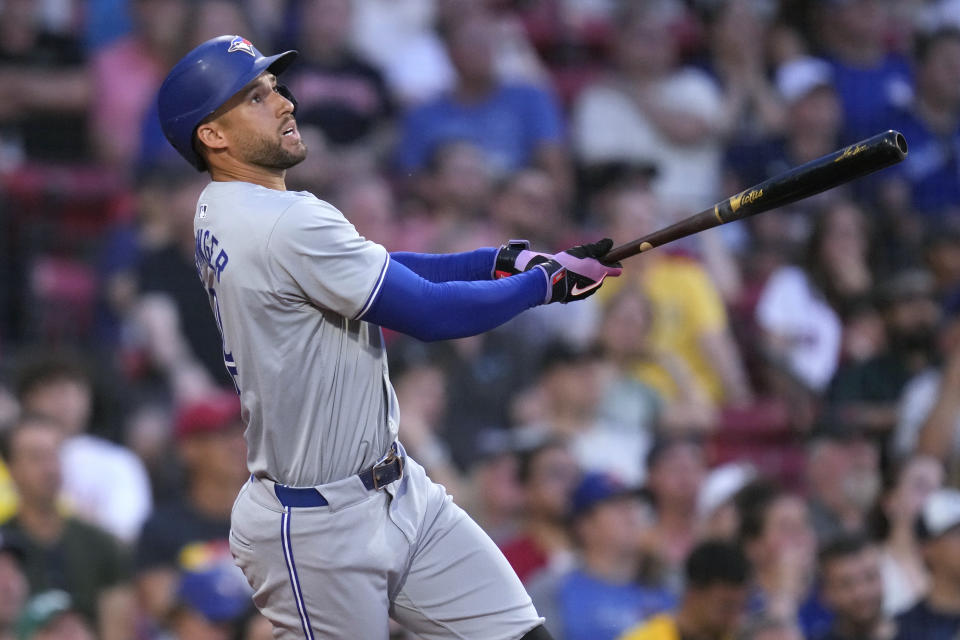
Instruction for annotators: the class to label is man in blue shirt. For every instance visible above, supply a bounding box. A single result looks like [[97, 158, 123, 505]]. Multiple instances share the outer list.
[[395, 12, 570, 197], [815, 0, 913, 143], [527, 473, 675, 640], [887, 28, 960, 219], [895, 488, 960, 640]]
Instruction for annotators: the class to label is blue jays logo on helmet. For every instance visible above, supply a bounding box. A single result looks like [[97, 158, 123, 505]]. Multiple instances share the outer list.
[[227, 36, 256, 57]]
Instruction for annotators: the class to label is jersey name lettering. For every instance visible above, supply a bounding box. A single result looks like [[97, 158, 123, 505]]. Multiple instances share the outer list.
[[195, 227, 229, 282]]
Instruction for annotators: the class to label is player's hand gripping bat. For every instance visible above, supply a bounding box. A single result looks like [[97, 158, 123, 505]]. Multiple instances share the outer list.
[[603, 130, 908, 264]]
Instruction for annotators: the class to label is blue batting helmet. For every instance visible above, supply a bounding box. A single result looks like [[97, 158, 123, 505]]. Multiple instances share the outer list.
[[158, 35, 298, 170]]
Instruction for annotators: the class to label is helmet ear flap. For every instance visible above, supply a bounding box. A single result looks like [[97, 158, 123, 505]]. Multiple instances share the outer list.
[[276, 84, 298, 116]]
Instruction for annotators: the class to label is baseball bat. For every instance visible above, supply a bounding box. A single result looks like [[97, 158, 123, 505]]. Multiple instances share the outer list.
[[603, 129, 908, 263]]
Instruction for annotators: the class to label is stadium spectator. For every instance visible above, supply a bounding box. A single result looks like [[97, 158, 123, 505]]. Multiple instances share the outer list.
[[805, 425, 881, 543], [135, 391, 249, 626], [755, 199, 874, 392], [816, 534, 893, 640], [871, 455, 942, 615], [164, 565, 252, 640], [698, 0, 787, 141], [695, 462, 757, 542], [886, 28, 960, 220], [571, 3, 725, 212], [90, 0, 189, 169], [0, 531, 28, 640], [736, 615, 805, 640], [499, 437, 579, 584], [283, 0, 394, 158], [350, 0, 455, 105], [894, 488, 960, 639], [14, 349, 152, 544], [736, 481, 823, 636], [827, 268, 942, 438], [726, 56, 845, 255], [528, 472, 673, 640], [644, 438, 708, 590], [461, 432, 524, 544], [813, 0, 913, 143], [0, 0, 91, 165], [617, 540, 751, 640], [395, 10, 570, 196], [600, 184, 754, 407], [0, 414, 134, 640], [14, 590, 95, 640], [596, 286, 715, 446], [129, 166, 234, 396], [893, 313, 960, 464]]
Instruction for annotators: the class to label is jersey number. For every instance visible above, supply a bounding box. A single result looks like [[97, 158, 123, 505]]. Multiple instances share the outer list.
[[207, 286, 240, 393]]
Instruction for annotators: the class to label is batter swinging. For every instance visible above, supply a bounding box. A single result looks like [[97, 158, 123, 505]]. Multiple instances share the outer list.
[[158, 35, 620, 639]]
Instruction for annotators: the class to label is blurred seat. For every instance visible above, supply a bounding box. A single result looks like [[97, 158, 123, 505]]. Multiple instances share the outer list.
[[707, 398, 806, 490]]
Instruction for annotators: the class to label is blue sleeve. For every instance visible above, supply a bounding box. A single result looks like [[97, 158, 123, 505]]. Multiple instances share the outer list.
[[390, 248, 497, 282], [360, 258, 546, 342]]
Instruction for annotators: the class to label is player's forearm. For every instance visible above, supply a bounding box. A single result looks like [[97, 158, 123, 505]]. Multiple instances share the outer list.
[[361, 259, 546, 341], [390, 248, 498, 282]]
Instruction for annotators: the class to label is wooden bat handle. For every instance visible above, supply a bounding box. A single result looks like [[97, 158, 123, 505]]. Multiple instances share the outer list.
[[604, 130, 908, 264]]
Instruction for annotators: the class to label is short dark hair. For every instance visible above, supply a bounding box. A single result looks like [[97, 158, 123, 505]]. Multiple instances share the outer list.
[[516, 437, 566, 486], [914, 27, 960, 65], [685, 540, 751, 589], [13, 348, 91, 402], [818, 533, 873, 571], [736, 480, 783, 545], [0, 412, 63, 463], [645, 435, 703, 472]]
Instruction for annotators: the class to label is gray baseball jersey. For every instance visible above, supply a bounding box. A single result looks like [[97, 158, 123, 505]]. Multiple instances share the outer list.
[[193, 181, 398, 486]]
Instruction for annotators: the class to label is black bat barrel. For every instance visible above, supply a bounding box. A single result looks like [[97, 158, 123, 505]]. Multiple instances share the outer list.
[[604, 130, 908, 263]]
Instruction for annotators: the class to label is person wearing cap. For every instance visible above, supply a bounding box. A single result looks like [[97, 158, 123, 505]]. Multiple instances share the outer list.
[[695, 462, 756, 541], [0, 414, 133, 640], [526, 472, 673, 640], [726, 54, 841, 200], [14, 590, 94, 640], [166, 565, 253, 640], [893, 488, 960, 639], [156, 30, 619, 640], [0, 531, 28, 640], [135, 391, 248, 627], [815, 534, 893, 640], [617, 540, 752, 640]]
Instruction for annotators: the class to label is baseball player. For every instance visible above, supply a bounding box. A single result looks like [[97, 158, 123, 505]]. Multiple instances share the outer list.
[[157, 35, 621, 640]]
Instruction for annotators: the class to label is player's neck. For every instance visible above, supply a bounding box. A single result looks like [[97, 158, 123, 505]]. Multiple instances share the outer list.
[[210, 163, 287, 191]]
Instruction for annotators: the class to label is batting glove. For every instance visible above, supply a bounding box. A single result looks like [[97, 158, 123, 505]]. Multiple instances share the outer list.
[[493, 240, 552, 279], [550, 238, 623, 303]]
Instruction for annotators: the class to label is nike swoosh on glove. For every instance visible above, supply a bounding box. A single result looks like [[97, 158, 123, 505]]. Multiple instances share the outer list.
[[551, 238, 623, 302]]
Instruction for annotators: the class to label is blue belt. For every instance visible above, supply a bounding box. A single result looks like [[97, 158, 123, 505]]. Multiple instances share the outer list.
[[273, 443, 404, 507]]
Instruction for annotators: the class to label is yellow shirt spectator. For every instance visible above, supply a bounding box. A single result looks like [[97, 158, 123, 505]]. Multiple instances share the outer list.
[[618, 614, 680, 640], [602, 255, 729, 404], [0, 459, 17, 523]]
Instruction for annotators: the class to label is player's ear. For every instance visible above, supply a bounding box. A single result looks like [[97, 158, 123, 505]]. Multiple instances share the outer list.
[[195, 120, 229, 152]]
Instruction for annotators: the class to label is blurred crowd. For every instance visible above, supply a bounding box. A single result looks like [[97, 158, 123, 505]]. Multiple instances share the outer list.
[[0, 0, 959, 639]]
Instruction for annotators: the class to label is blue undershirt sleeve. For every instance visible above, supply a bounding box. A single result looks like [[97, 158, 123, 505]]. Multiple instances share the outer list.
[[389, 248, 498, 282], [360, 257, 547, 342]]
